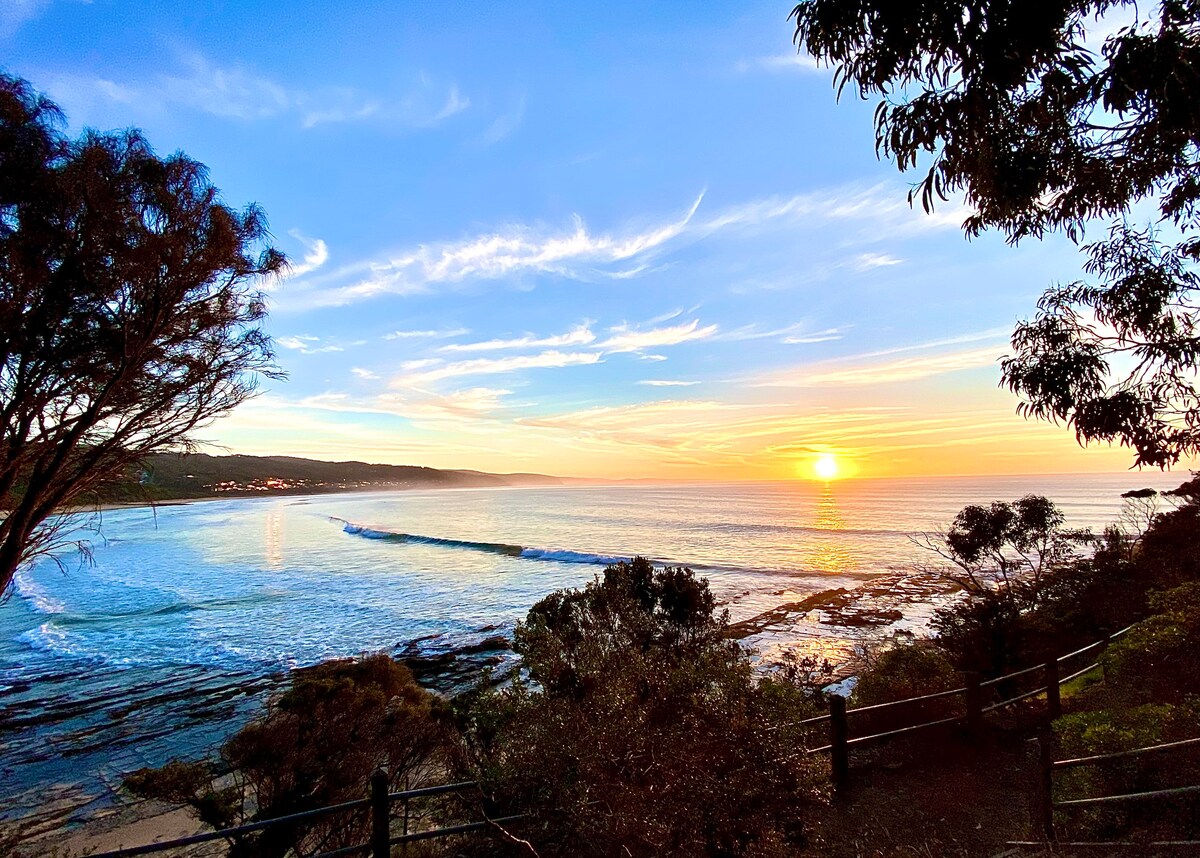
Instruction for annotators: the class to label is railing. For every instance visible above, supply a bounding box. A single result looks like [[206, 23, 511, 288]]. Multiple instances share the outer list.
[[797, 625, 1133, 794], [1002, 735, 1200, 851], [87, 774, 524, 858]]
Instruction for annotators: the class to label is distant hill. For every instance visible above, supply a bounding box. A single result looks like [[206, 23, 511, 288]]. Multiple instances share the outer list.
[[120, 453, 571, 501]]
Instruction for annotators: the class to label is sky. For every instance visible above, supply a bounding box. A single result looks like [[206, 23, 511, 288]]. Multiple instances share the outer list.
[[1, 0, 1182, 480]]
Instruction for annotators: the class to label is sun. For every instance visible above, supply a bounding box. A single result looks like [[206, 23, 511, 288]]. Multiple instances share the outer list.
[[813, 454, 840, 481]]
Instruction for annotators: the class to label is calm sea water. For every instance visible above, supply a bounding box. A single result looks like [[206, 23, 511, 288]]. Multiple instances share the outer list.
[[0, 473, 1185, 827]]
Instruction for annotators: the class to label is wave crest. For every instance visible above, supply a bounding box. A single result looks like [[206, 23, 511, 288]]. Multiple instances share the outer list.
[[336, 519, 629, 566]]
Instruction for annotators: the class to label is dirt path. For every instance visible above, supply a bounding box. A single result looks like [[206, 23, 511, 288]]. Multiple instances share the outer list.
[[802, 726, 1040, 857]]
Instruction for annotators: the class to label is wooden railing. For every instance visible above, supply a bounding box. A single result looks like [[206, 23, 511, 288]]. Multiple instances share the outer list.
[[797, 625, 1133, 794], [87, 775, 522, 858], [1004, 735, 1200, 851]]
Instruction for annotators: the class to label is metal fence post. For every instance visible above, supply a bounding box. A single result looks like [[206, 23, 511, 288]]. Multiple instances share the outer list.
[[829, 694, 850, 798], [1036, 735, 1056, 843], [1045, 660, 1061, 720], [964, 670, 983, 739], [371, 768, 390, 858]]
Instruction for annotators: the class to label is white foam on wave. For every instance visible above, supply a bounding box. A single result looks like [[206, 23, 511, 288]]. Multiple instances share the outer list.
[[13, 569, 66, 615], [519, 548, 629, 565]]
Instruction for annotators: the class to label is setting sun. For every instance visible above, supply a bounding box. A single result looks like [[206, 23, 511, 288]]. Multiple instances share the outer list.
[[813, 454, 840, 480]]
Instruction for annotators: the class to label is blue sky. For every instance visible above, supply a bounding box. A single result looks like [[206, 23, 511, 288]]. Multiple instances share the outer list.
[[2, 1, 1162, 478]]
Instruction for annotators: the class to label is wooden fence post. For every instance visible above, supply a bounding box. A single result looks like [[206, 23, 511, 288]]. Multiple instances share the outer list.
[[371, 768, 390, 858], [1044, 660, 1061, 720], [1036, 735, 1056, 843], [829, 694, 849, 798], [964, 671, 983, 739]]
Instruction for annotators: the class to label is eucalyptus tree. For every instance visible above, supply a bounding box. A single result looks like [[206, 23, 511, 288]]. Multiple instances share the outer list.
[[790, 0, 1200, 466], [0, 74, 284, 594]]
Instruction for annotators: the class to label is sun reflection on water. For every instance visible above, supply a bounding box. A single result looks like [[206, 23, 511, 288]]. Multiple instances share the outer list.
[[806, 487, 855, 576], [264, 508, 284, 571]]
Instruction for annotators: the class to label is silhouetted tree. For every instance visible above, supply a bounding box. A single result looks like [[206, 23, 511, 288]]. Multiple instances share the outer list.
[[0, 74, 284, 594], [790, 0, 1200, 466], [127, 655, 456, 858], [464, 558, 821, 857]]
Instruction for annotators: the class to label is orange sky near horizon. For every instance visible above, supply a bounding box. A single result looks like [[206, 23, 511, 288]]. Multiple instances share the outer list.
[[202, 363, 1197, 482]]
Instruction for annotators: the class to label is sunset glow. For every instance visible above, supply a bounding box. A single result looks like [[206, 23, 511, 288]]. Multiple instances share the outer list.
[[813, 454, 840, 481], [14, 2, 1191, 480]]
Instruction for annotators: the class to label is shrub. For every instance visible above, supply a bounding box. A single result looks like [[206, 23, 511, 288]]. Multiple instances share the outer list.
[[126, 655, 455, 858], [462, 558, 824, 858], [930, 588, 1031, 676], [1054, 703, 1200, 837], [1102, 582, 1200, 702], [854, 641, 960, 707]]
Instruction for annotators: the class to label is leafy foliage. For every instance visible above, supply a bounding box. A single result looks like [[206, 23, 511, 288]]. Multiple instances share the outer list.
[[789, 0, 1200, 466], [1103, 582, 1200, 701], [0, 74, 284, 593], [463, 557, 823, 858], [126, 655, 455, 858], [853, 641, 960, 707]]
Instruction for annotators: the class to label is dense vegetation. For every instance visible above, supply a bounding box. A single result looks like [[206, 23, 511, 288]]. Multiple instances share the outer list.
[[125, 656, 457, 858], [460, 559, 823, 857], [851, 479, 1200, 846]]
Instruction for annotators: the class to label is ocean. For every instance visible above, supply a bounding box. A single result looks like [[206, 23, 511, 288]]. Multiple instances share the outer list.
[[0, 473, 1186, 829]]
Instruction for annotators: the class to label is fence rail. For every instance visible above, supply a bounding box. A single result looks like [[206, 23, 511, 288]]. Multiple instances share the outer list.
[[88, 777, 512, 858], [1027, 732, 1200, 847], [799, 624, 1133, 794]]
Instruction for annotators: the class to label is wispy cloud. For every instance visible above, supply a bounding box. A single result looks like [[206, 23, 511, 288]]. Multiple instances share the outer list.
[[439, 323, 596, 353], [756, 340, 1005, 388], [384, 327, 471, 340], [852, 252, 903, 271], [395, 350, 602, 385], [781, 328, 847, 345], [283, 182, 965, 308], [480, 93, 526, 145], [276, 334, 354, 355], [735, 53, 825, 74], [306, 194, 705, 305], [350, 367, 379, 380], [638, 380, 700, 387], [274, 331, 360, 352], [598, 320, 718, 353], [715, 323, 847, 344], [0, 0, 51, 37], [284, 230, 330, 278], [42, 52, 469, 129], [429, 84, 471, 124]]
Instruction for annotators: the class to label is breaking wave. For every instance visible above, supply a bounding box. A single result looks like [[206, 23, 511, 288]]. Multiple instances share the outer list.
[[335, 519, 629, 566]]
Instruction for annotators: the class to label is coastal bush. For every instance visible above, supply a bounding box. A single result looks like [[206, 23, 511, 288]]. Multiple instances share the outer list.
[[853, 641, 959, 705], [126, 655, 455, 858], [926, 487, 1200, 679], [461, 558, 823, 858], [1054, 703, 1200, 837], [1103, 583, 1200, 702]]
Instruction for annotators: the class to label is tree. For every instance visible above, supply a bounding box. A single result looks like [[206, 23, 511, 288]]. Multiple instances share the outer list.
[[790, 0, 1200, 466], [126, 655, 456, 858], [0, 74, 284, 593], [463, 558, 821, 857], [915, 494, 1090, 594], [916, 495, 1091, 673]]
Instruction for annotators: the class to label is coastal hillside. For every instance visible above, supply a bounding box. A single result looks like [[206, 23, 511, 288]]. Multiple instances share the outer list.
[[118, 453, 572, 500]]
